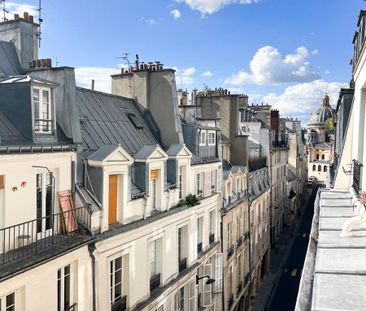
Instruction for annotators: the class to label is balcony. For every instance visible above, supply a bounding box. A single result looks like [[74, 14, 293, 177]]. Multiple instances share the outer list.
[[179, 258, 187, 273], [352, 159, 362, 194], [197, 242, 203, 254], [237, 237, 243, 248], [34, 118, 55, 134], [248, 157, 267, 172], [209, 233, 215, 244], [0, 206, 92, 273], [150, 273, 161, 291], [112, 296, 127, 311], [227, 245, 234, 259]]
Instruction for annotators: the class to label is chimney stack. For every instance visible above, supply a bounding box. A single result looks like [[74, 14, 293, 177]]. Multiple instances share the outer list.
[[91, 79, 95, 90]]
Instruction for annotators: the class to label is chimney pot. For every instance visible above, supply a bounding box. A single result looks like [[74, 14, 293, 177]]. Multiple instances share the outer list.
[[23, 12, 29, 20], [14, 14, 19, 20], [46, 58, 52, 67], [28, 15, 34, 23]]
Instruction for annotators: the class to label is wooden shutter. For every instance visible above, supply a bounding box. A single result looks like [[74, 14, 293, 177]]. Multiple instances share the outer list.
[[188, 280, 196, 311], [214, 253, 223, 293], [204, 171, 210, 197], [0, 175, 4, 189], [202, 264, 213, 306]]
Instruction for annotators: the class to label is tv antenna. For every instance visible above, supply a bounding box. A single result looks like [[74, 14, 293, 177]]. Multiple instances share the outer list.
[[37, 0, 43, 47], [1, 0, 9, 22], [115, 52, 131, 67]]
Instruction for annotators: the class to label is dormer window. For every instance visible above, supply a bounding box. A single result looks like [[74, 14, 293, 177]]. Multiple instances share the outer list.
[[207, 131, 216, 145], [199, 130, 206, 146], [33, 86, 52, 133]]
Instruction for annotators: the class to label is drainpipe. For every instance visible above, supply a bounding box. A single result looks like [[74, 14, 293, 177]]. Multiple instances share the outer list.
[[88, 242, 97, 311], [220, 213, 225, 311], [248, 199, 253, 300]]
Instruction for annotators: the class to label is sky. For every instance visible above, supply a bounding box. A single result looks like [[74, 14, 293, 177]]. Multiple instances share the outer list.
[[1, 0, 362, 124]]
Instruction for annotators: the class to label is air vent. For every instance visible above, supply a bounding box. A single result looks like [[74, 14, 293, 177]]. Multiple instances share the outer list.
[[127, 113, 143, 129]]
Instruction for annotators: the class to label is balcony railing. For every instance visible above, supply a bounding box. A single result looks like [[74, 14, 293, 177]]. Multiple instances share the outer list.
[[237, 237, 243, 248], [209, 233, 215, 244], [112, 296, 127, 311], [227, 245, 234, 259], [0, 206, 91, 266], [197, 242, 203, 254], [248, 157, 267, 172], [34, 119, 55, 134], [237, 282, 242, 294], [244, 272, 250, 286], [150, 273, 161, 291], [244, 231, 250, 242], [353, 159, 363, 194], [65, 304, 78, 311], [179, 258, 187, 273]]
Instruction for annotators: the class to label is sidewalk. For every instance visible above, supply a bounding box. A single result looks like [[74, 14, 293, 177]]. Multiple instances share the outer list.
[[253, 190, 312, 311]]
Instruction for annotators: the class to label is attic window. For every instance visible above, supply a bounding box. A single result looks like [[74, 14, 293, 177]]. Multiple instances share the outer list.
[[127, 113, 143, 129]]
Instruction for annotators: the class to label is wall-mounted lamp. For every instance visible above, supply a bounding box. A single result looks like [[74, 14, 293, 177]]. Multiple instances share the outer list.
[[196, 275, 215, 285]]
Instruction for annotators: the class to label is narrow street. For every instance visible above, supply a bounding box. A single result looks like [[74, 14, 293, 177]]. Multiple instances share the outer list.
[[267, 187, 318, 311]]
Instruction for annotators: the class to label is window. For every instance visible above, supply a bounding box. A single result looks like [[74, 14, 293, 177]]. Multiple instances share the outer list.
[[211, 170, 217, 194], [0, 292, 16, 311], [150, 240, 157, 277], [318, 165, 321, 172], [237, 216, 241, 240], [110, 257, 123, 307], [209, 210, 215, 235], [312, 165, 316, 171], [179, 166, 184, 199], [324, 166, 327, 172], [178, 226, 188, 272], [197, 217, 203, 253], [127, 113, 143, 129], [57, 265, 72, 311], [316, 154, 319, 160], [227, 222, 232, 247], [33, 86, 52, 133], [199, 131, 206, 146], [322, 154, 325, 160], [36, 172, 53, 235], [196, 173, 203, 197], [207, 131, 216, 145], [175, 287, 184, 311], [151, 170, 159, 210]]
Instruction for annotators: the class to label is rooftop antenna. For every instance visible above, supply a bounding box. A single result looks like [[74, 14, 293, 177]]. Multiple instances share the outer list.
[[115, 52, 131, 67], [37, 0, 43, 47], [1, 0, 8, 22]]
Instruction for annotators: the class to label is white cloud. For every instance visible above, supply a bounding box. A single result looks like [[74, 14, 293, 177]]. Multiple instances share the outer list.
[[75, 67, 120, 93], [176, 0, 260, 15], [311, 49, 319, 55], [175, 66, 197, 85], [171, 9, 181, 19], [1, 2, 38, 21], [263, 80, 347, 118], [139, 17, 158, 26], [225, 46, 321, 85], [202, 71, 213, 77]]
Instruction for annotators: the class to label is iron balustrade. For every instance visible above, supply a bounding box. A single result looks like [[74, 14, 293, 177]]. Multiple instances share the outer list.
[[112, 296, 127, 311], [197, 242, 203, 254], [0, 206, 91, 266], [227, 245, 234, 259], [209, 233, 215, 244], [150, 273, 161, 291], [179, 258, 187, 273], [353, 160, 363, 194], [248, 157, 267, 172], [237, 237, 243, 248], [34, 119, 55, 133]]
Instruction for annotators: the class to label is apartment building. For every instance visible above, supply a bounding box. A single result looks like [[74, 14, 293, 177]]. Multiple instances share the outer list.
[[296, 10, 366, 311], [0, 13, 223, 311]]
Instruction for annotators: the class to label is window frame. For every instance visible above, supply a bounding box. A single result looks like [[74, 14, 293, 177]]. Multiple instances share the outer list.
[[199, 131, 207, 146], [0, 291, 17, 311], [109, 256, 124, 307], [32, 86, 53, 134], [57, 264, 73, 311], [207, 131, 216, 146]]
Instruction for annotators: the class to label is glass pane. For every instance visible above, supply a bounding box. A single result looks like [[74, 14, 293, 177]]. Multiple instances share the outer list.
[[36, 174, 43, 233], [114, 284, 122, 301], [115, 269, 121, 285], [57, 278, 61, 311], [115, 257, 122, 270], [65, 265, 70, 275], [6, 293, 14, 306], [33, 88, 40, 118], [46, 182, 53, 230], [64, 273, 70, 308]]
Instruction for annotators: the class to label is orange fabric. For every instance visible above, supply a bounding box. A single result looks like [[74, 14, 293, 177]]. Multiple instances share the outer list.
[[109, 175, 118, 224], [151, 170, 158, 180]]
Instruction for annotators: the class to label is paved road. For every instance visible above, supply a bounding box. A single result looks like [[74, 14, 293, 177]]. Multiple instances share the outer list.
[[267, 187, 318, 311]]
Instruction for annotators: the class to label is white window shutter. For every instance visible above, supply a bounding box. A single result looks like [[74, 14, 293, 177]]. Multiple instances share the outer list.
[[188, 280, 197, 311], [214, 253, 223, 293], [202, 264, 213, 306], [204, 171, 211, 197]]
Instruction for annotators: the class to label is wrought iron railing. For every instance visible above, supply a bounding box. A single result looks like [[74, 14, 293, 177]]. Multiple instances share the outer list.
[[112, 296, 127, 311], [227, 245, 234, 259], [0, 206, 91, 266], [248, 157, 267, 172], [34, 119, 55, 133], [237, 237, 243, 248], [179, 258, 187, 273], [243, 231, 250, 242], [150, 273, 161, 291], [353, 159, 363, 194], [197, 242, 203, 254], [209, 233, 215, 244]]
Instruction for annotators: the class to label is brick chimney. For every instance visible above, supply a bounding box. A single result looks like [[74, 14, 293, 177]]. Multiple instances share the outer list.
[[271, 110, 279, 142], [0, 12, 39, 70]]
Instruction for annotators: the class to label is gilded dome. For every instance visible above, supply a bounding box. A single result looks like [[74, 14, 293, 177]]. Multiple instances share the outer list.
[[308, 94, 335, 125]]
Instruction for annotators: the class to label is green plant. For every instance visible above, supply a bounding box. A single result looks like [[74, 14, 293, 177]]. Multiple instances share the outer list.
[[185, 194, 199, 206], [177, 200, 187, 207]]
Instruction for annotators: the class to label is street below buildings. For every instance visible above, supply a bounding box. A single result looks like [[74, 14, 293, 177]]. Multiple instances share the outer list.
[[267, 187, 317, 311]]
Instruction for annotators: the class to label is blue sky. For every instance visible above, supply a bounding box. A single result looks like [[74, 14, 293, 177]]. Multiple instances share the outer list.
[[2, 0, 362, 124]]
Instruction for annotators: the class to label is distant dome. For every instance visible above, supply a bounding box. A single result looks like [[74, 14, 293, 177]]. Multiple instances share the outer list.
[[308, 94, 335, 125]]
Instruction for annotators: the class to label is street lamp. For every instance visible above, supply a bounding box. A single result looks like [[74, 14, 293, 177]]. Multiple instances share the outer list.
[[196, 275, 215, 285]]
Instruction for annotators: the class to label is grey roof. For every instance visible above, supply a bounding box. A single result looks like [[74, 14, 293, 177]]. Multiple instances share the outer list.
[[167, 143, 185, 156], [76, 87, 158, 156], [231, 165, 246, 174], [287, 169, 296, 182], [0, 75, 57, 86], [0, 112, 27, 144], [314, 142, 332, 149], [87, 144, 120, 161], [248, 139, 261, 149], [0, 41, 22, 78], [223, 169, 232, 180], [134, 144, 160, 161]]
